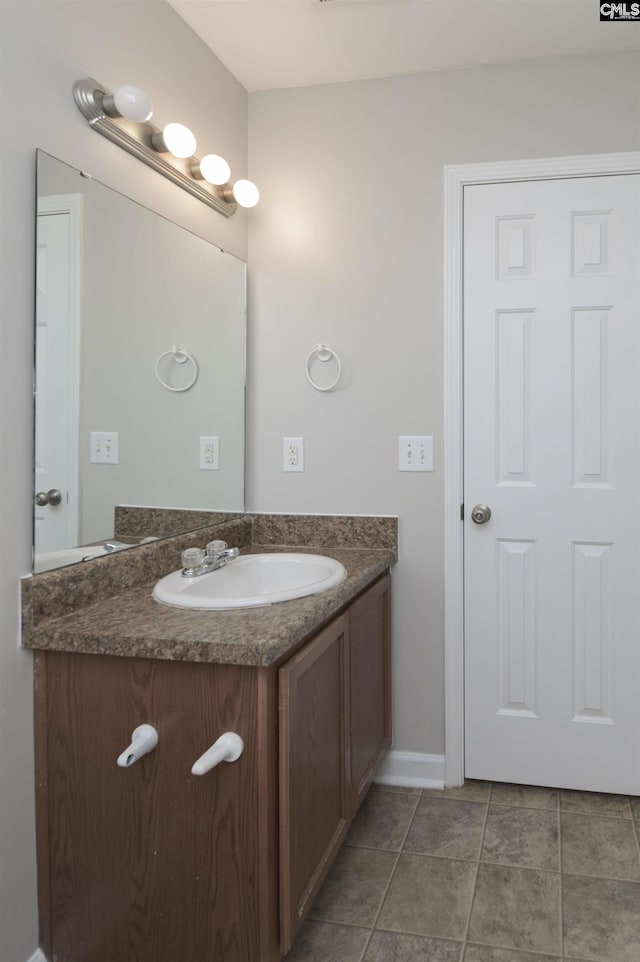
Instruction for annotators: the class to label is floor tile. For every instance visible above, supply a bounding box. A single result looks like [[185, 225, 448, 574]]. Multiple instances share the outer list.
[[561, 813, 640, 881], [468, 864, 561, 956], [463, 946, 560, 961], [489, 784, 558, 811], [563, 874, 640, 962], [372, 783, 423, 796], [308, 845, 396, 927], [298, 783, 640, 962], [404, 797, 486, 861], [559, 789, 631, 818], [377, 854, 476, 940], [287, 920, 370, 962], [364, 930, 463, 961], [422, 781, 491, 803], [347, 790, 420, 851], [481, 806, 559, 872]]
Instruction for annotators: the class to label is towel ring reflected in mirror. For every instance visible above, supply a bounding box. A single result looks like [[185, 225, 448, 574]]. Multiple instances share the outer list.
[[155, 346, 199, 393]]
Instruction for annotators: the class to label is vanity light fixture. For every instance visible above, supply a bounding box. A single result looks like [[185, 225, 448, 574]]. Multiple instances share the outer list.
[[73, 78, 259, 217]]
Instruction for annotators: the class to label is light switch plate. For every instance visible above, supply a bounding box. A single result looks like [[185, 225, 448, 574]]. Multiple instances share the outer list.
[[90, 431, 119, 464], [398, 435, 433, 472]]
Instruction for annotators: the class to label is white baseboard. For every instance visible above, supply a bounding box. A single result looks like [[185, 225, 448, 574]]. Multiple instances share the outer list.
[[374, 750, 445, 789], [26, 951, 47, 962]]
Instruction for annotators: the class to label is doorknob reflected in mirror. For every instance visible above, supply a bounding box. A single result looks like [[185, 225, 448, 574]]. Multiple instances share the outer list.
[[471, 503, 492, 525], [35, 488, 63, 507]]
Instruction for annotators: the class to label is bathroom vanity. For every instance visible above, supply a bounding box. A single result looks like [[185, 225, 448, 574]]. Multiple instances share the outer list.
[[23, 515, 395, 962]]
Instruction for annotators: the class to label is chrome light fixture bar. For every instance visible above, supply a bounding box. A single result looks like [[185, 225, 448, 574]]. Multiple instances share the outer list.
[[73, 78, 238, 217]]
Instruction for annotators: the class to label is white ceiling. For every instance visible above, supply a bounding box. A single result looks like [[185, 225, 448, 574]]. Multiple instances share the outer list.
[[167, 0, 639, 92]]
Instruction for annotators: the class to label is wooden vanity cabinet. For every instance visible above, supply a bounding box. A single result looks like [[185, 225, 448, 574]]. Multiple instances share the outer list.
[[34, 573, 390, 962], [35, 653, 280, 962]]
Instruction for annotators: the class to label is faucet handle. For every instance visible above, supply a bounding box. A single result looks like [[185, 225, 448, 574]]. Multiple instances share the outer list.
[[182, 547, 205, 567], [206, 540, 228, 556]]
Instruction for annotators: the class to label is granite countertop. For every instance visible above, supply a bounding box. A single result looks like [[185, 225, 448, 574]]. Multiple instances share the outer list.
[[24, 547, 392, 667]]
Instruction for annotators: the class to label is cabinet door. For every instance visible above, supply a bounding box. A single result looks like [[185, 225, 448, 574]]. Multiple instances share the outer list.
[[349, 574, 392, 811], [279, 615, 350, 953], [36, 652, 279, 962]]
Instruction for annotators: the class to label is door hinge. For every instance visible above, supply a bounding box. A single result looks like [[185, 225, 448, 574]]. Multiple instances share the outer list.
[[460, 503, 464, 521]]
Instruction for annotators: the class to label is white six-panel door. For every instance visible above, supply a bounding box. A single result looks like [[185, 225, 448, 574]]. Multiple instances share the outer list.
[[464, 174, 640, 793]]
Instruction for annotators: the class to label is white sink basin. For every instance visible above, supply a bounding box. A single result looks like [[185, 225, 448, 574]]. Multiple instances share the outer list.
[[152, 552, 347, 610]]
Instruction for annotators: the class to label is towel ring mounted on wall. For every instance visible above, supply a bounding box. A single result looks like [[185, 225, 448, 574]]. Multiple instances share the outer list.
[[155, 346, 199, 393], [305, 344, 342, 392]]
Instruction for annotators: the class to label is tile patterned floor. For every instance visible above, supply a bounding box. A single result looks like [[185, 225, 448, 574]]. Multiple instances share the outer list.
[[287, 781, 640, 962]]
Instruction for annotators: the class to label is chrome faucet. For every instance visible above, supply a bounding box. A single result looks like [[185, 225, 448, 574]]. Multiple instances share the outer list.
[[181, 540, 239, 578]]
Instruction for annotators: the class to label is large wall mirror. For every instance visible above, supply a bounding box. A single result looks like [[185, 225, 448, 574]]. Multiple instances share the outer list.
[[34, 150, 246, 573]]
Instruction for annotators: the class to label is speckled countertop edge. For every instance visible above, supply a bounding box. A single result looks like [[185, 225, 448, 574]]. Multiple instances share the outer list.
[[24, 547, 393, 667]]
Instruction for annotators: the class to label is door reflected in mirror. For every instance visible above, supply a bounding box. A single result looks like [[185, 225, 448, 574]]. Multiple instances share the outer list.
[[34, 150, 246, 573]]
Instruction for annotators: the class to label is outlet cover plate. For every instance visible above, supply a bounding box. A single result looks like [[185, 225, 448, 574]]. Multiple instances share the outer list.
[[283, 437, 304, 472], [200, 436, 220, 470]]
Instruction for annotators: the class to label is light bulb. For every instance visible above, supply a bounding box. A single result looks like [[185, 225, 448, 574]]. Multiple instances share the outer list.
[[153, 123, 197, 159], [102, 84, 153, 123], [197, 154, 231, 186], [232, 179, 260, 208], [113, 85, 153, 122]]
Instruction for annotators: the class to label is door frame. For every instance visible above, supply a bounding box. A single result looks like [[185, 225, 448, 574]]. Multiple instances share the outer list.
[[35, 193, 83, 554], [443, 150, 640, 788]]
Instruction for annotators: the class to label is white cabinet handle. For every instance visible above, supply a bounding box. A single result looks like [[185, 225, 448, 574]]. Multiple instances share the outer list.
[[117, 724, 158, 768], [191, 732, 244, 776]]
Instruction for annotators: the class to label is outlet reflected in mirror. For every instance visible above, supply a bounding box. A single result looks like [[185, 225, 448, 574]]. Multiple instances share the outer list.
[[34, 151, 246, 574]]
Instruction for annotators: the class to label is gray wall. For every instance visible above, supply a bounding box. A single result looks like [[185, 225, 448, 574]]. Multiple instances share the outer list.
[[0, 3, 248, 959], [246, 51, 640, 758]]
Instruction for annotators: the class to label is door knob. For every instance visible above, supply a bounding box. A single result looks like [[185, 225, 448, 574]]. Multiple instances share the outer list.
[[471, 503, 492, 525], [34, 488, 63, 507]]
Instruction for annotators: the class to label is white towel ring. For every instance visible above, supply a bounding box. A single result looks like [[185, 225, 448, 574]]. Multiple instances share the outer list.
[[155, 346, 199, 393], [306, 344, 342, 392]]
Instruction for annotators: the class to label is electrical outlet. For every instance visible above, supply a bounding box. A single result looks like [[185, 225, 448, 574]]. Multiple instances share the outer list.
[[283, 437, 304, 472], [90, 431, 119, 464], [398, 435, 434, 472], [199, 436, 219, 470]]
